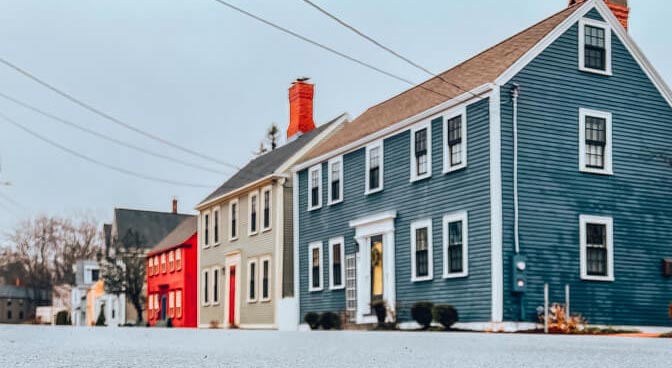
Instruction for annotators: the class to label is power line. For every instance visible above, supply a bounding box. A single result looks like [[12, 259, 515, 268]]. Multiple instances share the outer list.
[[300, 0, 481, 100], [0, 57, 240, 171], [209, 0, 454, 101], [0, 112, 215, 189], [0, 90, 231, 177]]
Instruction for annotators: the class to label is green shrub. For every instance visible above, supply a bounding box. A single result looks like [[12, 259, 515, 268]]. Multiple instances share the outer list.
[[433, 305, 459, 330], [319, 312, 341, 330], [371, 300, 387, 326], [304, 312, 320, 330], [95, 309, 106, 327], [411, 302, 434, 329], [55, 310, 71, 326]]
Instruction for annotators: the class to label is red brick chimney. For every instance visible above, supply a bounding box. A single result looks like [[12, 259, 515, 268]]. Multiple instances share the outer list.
[[568, 0, 630, 30], [172, 197, 178, 214], [287, 78, 316, 140]]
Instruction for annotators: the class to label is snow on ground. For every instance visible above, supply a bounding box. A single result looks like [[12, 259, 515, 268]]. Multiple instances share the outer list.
[[0, 325, 669, 367]]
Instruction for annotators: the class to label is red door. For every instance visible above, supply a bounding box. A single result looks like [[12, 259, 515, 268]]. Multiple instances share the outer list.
[[228, 266, 236, 325]]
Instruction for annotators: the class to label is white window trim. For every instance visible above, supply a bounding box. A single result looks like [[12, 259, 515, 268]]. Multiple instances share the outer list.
[[259, 256, 272, 302], [307, 164, 323, 211], [212, 207, 221, 246], [580, 215, 614, 282], [579, 108, 613, 175], [247, 258, 258, 303], [308, 241, 324, 292], [201, 269, 210, 306], [202, 210, 211, 248], [578, 17, 612, 76], [410, 121, 433, 182], [248, 190, 260, 236], [410, 219, 434, 282], [84, 265, 99, 284], [261, 185, 273, 232], [443, 211, 469, 279], [328, 237, 346, 290], [229, 199, 239, 242], [442, 108, 468, 174], [211, 267, 220, 305], [364, 140, 384, 195], [327, 156, 344, 205]]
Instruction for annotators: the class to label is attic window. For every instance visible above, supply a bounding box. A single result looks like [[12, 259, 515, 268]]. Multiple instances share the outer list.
[[579, 18, 612, 75]]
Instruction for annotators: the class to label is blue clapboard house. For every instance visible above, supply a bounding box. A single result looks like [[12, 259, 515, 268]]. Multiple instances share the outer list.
[[292, 0, 672, 329]]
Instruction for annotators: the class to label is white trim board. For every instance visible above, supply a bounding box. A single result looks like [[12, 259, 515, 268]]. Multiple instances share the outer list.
[[489, 86, 503, 323]]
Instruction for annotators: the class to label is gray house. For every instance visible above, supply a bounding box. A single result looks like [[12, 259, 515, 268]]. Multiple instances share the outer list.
[[294, 0, 672, 330], [0, 285, 49, 324]]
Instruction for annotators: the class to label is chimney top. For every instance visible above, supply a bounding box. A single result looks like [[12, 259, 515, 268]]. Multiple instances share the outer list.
[[172, 197, 178, 214], [287, 78, 316, 140]]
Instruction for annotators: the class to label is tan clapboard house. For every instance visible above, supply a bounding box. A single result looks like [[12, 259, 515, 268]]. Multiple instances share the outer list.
[[197, 79, 347, 329]]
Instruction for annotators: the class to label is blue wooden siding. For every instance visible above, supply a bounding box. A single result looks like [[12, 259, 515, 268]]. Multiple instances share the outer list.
[[298, 99, 493, 323], [500, 12, 672, 326]]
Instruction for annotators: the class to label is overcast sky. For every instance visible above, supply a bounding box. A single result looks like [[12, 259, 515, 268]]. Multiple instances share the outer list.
[[0, 0, 669, 233]]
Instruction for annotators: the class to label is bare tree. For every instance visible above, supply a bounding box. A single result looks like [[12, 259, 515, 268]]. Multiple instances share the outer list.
[[267, 123, 280, 150], [102, 229, 146, 325]]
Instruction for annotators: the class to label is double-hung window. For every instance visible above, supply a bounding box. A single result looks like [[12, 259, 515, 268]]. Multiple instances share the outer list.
[[579, 108, 612, 175], [411, 219, 433, 281], [365, 142, 383, 194], [202, 269, 210, 305], [161, 254, 166, 273], [212, 267, 220, 304], [262, 187, 272, 231], [203, 213, 210, 247], [308, 165, 322, 210], [248, 259, 258, 302], [176, 290, 182, 318], [329, 237, 345, 289], [579, 18, 612, 75], [308, 242, 323, 292], [328, 157, 343, 205], [260, 257, 271, 302], [169, 251, 174, 272], [175, 249, 182, 271], [580, 215, 614, 281], [147, 259, 153, 277], [230, 199, 239, 241], [443, 211, 468, 278], [443, 111, 467, 173], [249, 192, 259, 235], [153, 256, 159, 275], [213, 208, 220, 244], [411, 123, 432, 181], [169, 291, 175, 318]]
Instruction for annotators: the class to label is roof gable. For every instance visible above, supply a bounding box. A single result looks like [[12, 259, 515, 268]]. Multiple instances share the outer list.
[[113, 208, 195, 250], [150, 216, 197, 255]]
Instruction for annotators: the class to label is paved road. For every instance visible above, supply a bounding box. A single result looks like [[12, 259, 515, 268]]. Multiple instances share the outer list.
[[0, 325, 669, 367]]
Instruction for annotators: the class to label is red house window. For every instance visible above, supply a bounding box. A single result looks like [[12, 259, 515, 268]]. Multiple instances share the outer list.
[[176, 290, 182, 318], [161, 254, 166, 273], [169, 251, 175, 272], [169, 291, 175, 318], [175, 249, 182, 271], [153, 256, 159, 275], [147, 258, 153, 277]]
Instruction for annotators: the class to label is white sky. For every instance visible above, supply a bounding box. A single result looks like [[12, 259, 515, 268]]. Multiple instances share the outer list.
[[0, 0, 669, 233]]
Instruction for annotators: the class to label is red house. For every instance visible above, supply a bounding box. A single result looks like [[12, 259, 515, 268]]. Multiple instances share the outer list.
[[146, 216, 198, 327]]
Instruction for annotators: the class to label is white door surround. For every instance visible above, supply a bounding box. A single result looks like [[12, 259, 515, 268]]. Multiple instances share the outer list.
[[349, 211, 397, 324], [224, 253, 241, 328]]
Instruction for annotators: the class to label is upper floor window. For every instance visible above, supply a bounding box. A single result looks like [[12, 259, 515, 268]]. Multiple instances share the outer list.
[[411, 219, 433, 282], [580, 215, 614, 282], [443, 211, 469, 278], [147, 259, 153, 277], [249, 191, 259, 235], [230, 199, 239, 241], [262, 186, 272, 231], [248, 259, 258, 302], [329, 237, 345, 289], [579, 18, 612, 75], [260, 257, 271, 302], [161, 253, 167, 273], [579, 108, 612, 175], [203, 213, 210, 247], [308, 242, 323, 292], [153, 256, 159, 275], [85, 266, 100, 284], [365, 142, 383, 194], [328, 157, 343, 205], [411, 123, 432, 181], [443, 112, 467, 173], [308, 165, 322, 210], [213, 208, 220, 244], [175, 249, 182, 271], [168, 251, 175, 272]]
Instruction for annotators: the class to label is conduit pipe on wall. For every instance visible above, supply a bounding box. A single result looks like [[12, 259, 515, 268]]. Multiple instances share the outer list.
[[511, 84, 521, 254]]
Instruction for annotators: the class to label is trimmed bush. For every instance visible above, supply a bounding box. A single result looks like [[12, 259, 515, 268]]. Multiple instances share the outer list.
[[95, 309, 106, 327], [55, 310, 70, 326], [411, 302, 434, 329], [433, 305, 459, 330], [371, 300, 387, 326], [319, 312, 341, 330], [304, 312, 320, 330]]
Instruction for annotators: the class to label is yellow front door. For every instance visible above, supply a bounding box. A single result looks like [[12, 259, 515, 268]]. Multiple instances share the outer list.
[[371, 235, 384, 302]]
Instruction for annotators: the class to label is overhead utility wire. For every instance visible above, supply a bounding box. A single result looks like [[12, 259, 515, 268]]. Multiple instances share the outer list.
[[209, 0, 454, 101], [0, 112, 214, 189], [300, 0, 481, 100], [0, 91, 230, 176], [0, 57, 240, 171]]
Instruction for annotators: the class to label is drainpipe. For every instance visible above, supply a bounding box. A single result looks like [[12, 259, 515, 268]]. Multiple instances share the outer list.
[[511, 84, 521, 254]]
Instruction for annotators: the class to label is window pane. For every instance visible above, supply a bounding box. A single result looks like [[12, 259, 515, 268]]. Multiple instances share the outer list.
[[584, 26, 606, 70], [263, 260, 269, 299], [312, 248, 321, 288], [448, 221, 463, 273], [250, 263, 256, 300], [415, 227, 429, 277], [415, 129, 428, 176], [586, 223, 607, 276], [333, 243, 342, 286]]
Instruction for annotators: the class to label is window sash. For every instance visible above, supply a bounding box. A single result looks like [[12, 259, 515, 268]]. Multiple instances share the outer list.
[[231, 203, 238, 239], [414, 129, 428, 176], [203, 271, 209, 304], [251, 196, 258, 233], [330, 161, 341, 202], [204, 214, 210, 246], [312, 248, 320, 288], [175, 249, 181, 270], [415, 228, 429, 278], [249, 262, 256, 301], [214, 211, 219, 244], [447, 116, 463, 167], [448, 221, 463, 273], [584, 25, 606, 71], [368, 147, 381, 191], [332, 243, 342, 286], [586, 223, 608, 276], [263, 191, 270, 229], [262, 260, 269, 300], [213, 269, 219, 303]]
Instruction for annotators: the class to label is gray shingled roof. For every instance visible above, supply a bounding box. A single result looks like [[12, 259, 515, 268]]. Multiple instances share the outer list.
[[0, 285, 36, 299], [150, 216, 197, 254], [199, 113, 345, 205], [113, 209, 195, 250]]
